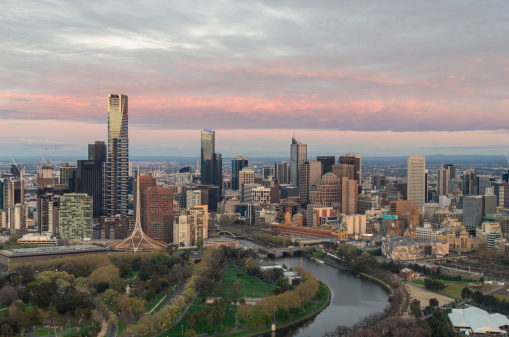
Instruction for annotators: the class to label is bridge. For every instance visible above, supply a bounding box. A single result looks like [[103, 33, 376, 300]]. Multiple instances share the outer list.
[[217, 231, 245, 239], [266, 247, 306, 258]]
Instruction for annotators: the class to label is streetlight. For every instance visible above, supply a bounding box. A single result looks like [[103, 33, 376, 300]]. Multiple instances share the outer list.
[[181, 324, 183, 336]]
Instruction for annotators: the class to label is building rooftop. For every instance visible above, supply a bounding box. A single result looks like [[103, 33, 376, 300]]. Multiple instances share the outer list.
[[449, 306, 509, 334], [0, 245, 106, 257]]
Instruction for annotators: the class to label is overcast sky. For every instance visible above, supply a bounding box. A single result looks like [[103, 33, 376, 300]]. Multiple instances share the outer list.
[[1, 1, 508, 158]]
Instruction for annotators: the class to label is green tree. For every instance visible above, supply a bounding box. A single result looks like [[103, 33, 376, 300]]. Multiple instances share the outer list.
[[429, 298, 439, 308], [461, 287, 472, 300], [410, 299, 421, 319]]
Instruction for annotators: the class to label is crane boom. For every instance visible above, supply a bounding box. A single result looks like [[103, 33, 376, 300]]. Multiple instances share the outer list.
[[48, 145, 56, 166], [8, 154, 24, 203]]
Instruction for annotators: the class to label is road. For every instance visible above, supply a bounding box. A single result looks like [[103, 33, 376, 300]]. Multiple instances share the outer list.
[[107, 323, 118, 337], [158, 281, 187, 310]]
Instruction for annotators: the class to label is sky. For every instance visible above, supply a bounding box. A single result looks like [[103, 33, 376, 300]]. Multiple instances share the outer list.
[[1, 1, 509, 158]]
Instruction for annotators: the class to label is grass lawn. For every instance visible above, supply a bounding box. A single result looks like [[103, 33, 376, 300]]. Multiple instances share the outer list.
[[159, 304, 237, 337], [117, 321, 127, 336], [493, 294, 509, 302], [211, 268, 275, 298], [60, 327, 95, 337], [33, 328, 53, 336], [410, 279, 475, 286], [440, 285, 464, 299], [142, 290, 166, 312]]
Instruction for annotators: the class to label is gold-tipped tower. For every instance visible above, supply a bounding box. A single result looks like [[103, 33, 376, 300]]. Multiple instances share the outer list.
[[108, 163, 167, 252]]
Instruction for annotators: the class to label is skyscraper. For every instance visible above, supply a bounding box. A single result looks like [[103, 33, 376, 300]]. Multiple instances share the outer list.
[[77, 141, 106, 217], [146, 187, 174, 243], [134, 175, 157, 232], [316, 156, 335, 175], [341, 177, 358, 215], [338, 154, 361, 184], [437, 168, 448, 196], [463, 169, 477, 196], [201, 130, 215, 185], [291, 137, 307, 187], [275, 161, 290, 185], [407, 156, 426, 211], [59, 193, 93, 240], [103, 94, 129, 216], [298, 161, 322, 204], [212, 153, 223, 193], [232, 155, 248, 190]]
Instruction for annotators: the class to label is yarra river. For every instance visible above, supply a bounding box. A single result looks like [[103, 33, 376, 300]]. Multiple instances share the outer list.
[[238, 240, 389, 337]]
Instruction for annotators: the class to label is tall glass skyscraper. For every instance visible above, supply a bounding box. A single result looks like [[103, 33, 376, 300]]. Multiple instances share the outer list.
[[103, 94, 129, 216], [290, 137, 307, 187], [232, 155, 248, 190], [201, 130, 215, 185]]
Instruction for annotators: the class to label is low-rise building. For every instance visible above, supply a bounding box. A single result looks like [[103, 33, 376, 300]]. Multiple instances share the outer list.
[[381, 237, 449, 261], [203, 237, 240, 249]]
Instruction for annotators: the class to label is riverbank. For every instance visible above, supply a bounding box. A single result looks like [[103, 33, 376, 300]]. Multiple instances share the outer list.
[[232, 282, 332, 337]]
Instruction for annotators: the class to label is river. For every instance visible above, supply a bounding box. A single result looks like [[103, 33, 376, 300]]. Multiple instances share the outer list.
[[239, 240, 389, 337]]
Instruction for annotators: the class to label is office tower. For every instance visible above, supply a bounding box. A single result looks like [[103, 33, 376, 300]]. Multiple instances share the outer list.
[[98, 215, 134, 240], [232, 155, 248, 190], [89, 141, 107, 163], [425, 170, 429, 203], [332, 164, 355, 180], [186, 189, 201, 209], [239, 167, 255, 186], [493, 182, 509, 208], [212, 153, 223, 193], [437, 168, 448, 196], [290, 137, 307, 187], [477, 175, 491, 195], [407, 156, 426, 211], [310, 173, 340, 207], [463, 195, 497, 229], [146, 187, 174, 243], [200, 130, 215, 185], [463, 169, 477, 196], [298, 161, 322, 204], [104, 94, 129, 216], [444, 164, 456, 180], [60, 163, 77, 193], [275, 161, 291, 185], [10, 165, 20, 178], [262, 166, 275, 180], [341, 177, 358, 215], [134, 175, 157, 232], [59, 193, 93, 240], [77, 141, 106, 218], [316, 156, 335, 175], [338, 154, 361, 184]]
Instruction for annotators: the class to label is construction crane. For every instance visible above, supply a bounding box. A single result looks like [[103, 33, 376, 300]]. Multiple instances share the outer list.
[[9, 154, 25, 204], [47, 145, 56, 166], [505, 152, 509, 165], [38, 147, 48, 176]]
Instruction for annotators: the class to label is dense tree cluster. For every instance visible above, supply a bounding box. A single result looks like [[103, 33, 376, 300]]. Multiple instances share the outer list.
[[251, 232, 294, 247]]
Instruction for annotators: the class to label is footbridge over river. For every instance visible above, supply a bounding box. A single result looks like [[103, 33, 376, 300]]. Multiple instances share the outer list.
[[266, 246, 306, 258]]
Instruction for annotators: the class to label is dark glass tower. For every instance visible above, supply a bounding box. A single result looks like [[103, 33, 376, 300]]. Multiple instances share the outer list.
[[77, 141, 106, 218], [316, 156, 335, 175], [232, 155, 248, 190], [201, 130, 215, 185], [103, 94, 129, 216], [213, 153, 223, 194]]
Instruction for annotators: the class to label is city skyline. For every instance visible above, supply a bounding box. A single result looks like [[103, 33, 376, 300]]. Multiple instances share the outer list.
[[1, 2, 509, 157]]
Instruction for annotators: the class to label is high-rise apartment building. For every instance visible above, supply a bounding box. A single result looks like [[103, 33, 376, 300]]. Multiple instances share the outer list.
[[103, 94, 129, 216], [201, 130, 215, 185], [146, 187, 174, 243], [338, 154, 361, 184], [341, 177, 358, 215], [298, 161, 322, 204], [407, 156, 426, 211], [134, 175, 157, 232], [262, 166, 275, 180], [290, 137, 307, 187], [275, 161, 291, 185], [59, 193, 93, 240], [316, 156, 335, 175], [232, 155, 248, 190]]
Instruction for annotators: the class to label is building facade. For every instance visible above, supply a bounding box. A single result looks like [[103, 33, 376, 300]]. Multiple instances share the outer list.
[[59, 193, 93, 240]]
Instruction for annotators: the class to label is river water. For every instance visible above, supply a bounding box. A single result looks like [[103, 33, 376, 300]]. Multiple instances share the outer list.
[[239, 240, 389, 337]]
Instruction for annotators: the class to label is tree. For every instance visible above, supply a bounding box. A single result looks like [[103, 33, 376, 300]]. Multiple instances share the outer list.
[[461, 287, 472, 300], [75, 308, 89, 332], [0, 286, 17, 305], [90, 265, 120, 286], [231, 281, 242, 301], [410, 299, 421, 319], [429, 298, 439, 309], [33, 281, 53, 309], [0, 324, 13, 337], [27, 305, 44, 326], [263, 269, 276, 283]]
